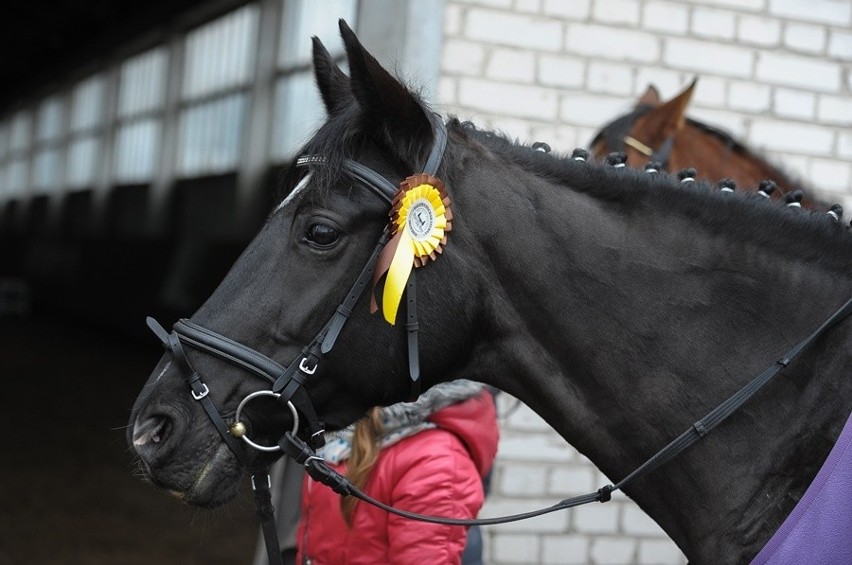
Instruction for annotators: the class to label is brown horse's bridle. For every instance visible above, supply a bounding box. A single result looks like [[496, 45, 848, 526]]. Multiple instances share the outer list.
[[597, 107, 739, 172], [144, 112, 852, 565], [592, 105, 677, 170], [623, 132, 675, 168]]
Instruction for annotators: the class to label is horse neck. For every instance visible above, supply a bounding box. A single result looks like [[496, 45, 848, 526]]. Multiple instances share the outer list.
[[673, 126, 796, 192], [449, 149, 852, 562]]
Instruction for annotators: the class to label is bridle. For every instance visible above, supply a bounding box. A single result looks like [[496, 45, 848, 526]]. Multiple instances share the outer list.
[[144, 111, 852, 565], [145, 111, 446, 565], [147, 112, 448, 449]]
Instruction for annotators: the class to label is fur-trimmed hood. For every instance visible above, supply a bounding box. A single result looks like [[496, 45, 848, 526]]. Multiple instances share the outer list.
[[379, 379, 485, 427], [320, 380, 487, 464]]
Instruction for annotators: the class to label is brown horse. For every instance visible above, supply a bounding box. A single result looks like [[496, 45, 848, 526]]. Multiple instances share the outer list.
[[591, 80, 820, 208]]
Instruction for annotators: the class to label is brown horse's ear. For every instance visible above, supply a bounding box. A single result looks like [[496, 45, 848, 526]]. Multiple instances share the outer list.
[[645, 78, 697, 133], [338, 19, 432, 167], [312, 36, 352, 115], [636, 84, 661, 107]]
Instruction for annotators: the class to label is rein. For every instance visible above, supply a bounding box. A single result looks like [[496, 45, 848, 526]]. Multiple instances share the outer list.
[[282, 295, 852, 527], [146, 112, 852, 564]]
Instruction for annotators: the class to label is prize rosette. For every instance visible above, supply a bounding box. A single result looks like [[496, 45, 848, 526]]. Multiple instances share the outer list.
[[371, 174, 452, 324]]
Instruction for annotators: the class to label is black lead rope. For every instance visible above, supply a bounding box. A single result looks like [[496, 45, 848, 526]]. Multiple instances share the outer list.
[[282, 429, 600, 526], [280, 296, 852, 527]]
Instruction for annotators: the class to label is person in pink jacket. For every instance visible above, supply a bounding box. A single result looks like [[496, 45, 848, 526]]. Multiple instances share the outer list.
[[296, 380, 499, 565]]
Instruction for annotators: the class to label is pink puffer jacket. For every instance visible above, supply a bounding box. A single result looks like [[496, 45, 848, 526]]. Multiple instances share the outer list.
[[296, 390, 499, 565]]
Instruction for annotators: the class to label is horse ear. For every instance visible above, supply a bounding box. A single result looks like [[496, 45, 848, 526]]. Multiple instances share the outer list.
[[338, 19, 432, 166], [312, 36, 351, 115], [646, 78, 697, 133], [636, 84, 661, 107]]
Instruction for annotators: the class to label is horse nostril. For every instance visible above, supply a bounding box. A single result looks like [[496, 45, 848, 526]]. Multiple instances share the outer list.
[[132, 414, 174, 452]]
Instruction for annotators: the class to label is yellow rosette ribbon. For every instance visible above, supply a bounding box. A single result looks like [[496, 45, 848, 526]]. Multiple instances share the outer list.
[[371, 174, 452, 324]]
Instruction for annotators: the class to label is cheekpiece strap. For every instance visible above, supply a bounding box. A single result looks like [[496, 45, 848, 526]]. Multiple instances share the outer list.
[[424, 113, 448, 176]]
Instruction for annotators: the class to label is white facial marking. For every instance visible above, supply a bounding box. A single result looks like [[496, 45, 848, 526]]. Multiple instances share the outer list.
[[275, 173, 312, 213], [155, 361, 171, 382]]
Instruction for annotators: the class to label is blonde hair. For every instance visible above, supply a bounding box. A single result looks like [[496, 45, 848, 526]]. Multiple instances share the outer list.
[[341, 407, 383, 525]]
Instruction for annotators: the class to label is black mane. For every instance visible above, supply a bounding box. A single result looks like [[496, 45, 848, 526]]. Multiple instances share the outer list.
[[277, 110, 849, 272], [277, 102, 369, 203], [453, 119, 852, 272]]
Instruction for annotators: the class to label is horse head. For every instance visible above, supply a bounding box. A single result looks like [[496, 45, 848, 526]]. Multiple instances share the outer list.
[[127, 21, 483, 507], [590, 80, 816, 205], [591, 80, 694, 169]]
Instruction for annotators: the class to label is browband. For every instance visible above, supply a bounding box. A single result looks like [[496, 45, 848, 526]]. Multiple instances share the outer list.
[[296, 112, 448, 203]]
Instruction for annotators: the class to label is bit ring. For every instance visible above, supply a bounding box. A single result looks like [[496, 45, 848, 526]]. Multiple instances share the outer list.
[[232, 390, 299, 452]]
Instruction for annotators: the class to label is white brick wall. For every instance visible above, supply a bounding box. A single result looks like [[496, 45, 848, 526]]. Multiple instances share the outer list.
[[437, 1, 850, 563], [737, 15, 781, 46], [439, 0, 850, 210], [477, 398, 687, 564], [755, 52, 841, 92]]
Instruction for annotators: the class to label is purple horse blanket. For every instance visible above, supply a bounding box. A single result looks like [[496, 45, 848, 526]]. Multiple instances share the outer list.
[[751, 411, 852, 565]]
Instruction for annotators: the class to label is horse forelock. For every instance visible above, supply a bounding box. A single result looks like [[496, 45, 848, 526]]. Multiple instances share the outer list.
[[449, 119, 852, 272], [277, 98, 435, 210], [275, 105, 371, 207]]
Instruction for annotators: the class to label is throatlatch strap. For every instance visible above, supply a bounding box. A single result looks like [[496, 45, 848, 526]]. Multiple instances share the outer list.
[[405, 275, 421, 401]]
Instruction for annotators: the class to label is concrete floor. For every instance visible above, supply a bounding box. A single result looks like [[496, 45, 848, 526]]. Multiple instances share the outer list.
[[0, 316, 259, 565]]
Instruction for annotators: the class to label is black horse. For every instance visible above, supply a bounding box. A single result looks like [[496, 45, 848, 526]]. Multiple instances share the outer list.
[[129, 22, 852, 564]]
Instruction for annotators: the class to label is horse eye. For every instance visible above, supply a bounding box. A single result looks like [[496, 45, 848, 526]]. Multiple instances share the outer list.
[[306, 223, 340, 247]]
